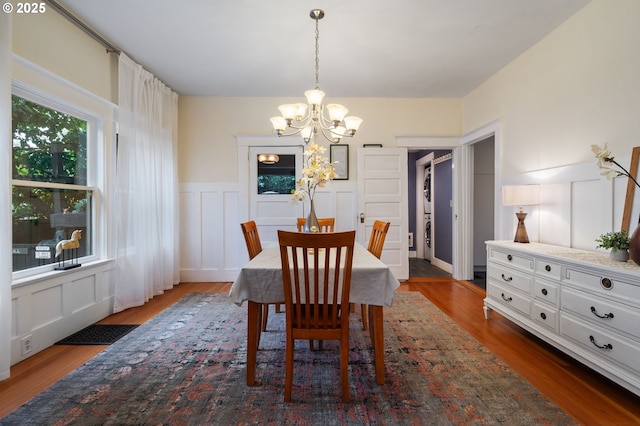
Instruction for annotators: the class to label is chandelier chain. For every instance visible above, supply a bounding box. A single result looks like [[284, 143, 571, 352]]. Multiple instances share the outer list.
[[314, 17, 320, 89]]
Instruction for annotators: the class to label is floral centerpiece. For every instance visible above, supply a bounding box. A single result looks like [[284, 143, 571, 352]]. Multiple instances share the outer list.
[[592, 143, 640, 264], [292, 142, 337, 232]]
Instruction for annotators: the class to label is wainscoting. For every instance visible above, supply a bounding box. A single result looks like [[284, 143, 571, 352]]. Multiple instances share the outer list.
[[178, 181, 358, 282], [10, 261, 114, 365]]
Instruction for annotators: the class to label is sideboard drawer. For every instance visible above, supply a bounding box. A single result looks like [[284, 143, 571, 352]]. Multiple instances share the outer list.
[[561, 287, 640, 341], [534, 259, 562, 281], [532, 302, 559, 331], [488, 247, 533, 272], [560, 313, 640, 375], [488, 264, 533, 295], [534, 278, 559, 307], [563, 267, 640, 306], [487, 283, 531, 316]]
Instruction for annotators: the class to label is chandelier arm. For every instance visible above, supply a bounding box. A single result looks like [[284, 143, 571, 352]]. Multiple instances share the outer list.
[[317, 125, 352, 143], [276, 127, 305, 137]]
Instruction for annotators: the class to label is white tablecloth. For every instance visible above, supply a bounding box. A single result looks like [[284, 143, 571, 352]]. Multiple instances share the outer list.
[[230, 243, 399, 307]]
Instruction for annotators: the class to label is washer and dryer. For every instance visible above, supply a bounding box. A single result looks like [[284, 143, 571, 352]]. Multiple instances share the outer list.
[[423, 164, 432, 261]]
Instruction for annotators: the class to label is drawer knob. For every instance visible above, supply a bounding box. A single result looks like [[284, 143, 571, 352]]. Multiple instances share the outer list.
[[600, 278, 613, 289], [540, 312, 547, 320], [545, 264, 551, 272], [507, 254, 513, 261], [541, 288, 548, 296], [590, 306, 614, 319], [589, 335, 613, 351], [501, 274, 513, 282], [501, 293, 513, 302]]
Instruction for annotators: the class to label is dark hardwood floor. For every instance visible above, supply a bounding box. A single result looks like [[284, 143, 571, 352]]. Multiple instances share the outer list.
[[1, 280, 639, 425]]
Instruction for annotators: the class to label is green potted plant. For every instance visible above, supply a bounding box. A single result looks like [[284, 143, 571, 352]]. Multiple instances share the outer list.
[[595, 230, 630, 262]]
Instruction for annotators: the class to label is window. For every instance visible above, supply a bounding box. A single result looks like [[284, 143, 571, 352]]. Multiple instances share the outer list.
[[257, 154, 296, 194], [12, 94, 94, 272]]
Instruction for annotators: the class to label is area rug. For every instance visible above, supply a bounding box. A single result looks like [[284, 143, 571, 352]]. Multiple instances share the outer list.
[[56, 324, 139, 345], [0, 292, 576, 425]]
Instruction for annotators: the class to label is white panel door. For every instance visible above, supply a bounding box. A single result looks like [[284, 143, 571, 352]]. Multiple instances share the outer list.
[[357, 148, 409, 280], [249, 146, 304, 245]]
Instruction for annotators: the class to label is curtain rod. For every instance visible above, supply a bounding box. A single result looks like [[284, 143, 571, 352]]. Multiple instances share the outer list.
[[45, 0, 121, 55]]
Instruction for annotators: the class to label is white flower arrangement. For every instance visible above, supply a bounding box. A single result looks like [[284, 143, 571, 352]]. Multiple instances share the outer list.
[[292, 142, 337, 202], [592, 143, 640, 189]]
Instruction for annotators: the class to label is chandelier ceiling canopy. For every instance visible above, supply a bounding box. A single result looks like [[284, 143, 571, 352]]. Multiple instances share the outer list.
[[270, 9, 362, 144]]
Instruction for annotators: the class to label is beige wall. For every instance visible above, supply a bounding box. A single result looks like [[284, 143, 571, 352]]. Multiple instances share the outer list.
[[463, 0, 640, 178], [12, 8, 117, 103], [178, 97, 463, 183]]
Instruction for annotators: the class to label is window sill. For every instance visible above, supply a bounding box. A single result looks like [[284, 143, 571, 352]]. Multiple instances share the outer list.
[[11, 258, 115, 289]]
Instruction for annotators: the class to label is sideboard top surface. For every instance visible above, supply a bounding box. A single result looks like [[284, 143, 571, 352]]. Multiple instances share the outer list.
[[486, 241, 640, 279]]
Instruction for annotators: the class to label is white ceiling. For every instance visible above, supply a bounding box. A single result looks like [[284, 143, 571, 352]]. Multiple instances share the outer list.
[[58, 0, 590, 98]]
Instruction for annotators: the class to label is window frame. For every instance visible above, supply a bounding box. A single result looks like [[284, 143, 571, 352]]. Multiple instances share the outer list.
[[10, 84, 103, 280]]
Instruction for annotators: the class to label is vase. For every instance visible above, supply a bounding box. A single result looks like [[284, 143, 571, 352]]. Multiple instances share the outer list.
[[610, 249, 629, 262], [303, 199, 320, 233], [629, 224, 640, 266]]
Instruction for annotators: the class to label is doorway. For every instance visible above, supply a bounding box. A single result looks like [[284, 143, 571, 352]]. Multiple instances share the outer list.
[[405, 132, 497, 286], [470, 136, 495, 288]]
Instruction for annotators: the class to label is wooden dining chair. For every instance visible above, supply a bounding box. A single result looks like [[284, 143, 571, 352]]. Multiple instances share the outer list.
[[359, 220, 390, 331], [240, 221, 276, 334], [277, 230, 356, 403], [296, 217, 335, 233]]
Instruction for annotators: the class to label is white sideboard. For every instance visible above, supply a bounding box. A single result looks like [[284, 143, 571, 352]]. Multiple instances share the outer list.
[[484, 241, 640, 396]]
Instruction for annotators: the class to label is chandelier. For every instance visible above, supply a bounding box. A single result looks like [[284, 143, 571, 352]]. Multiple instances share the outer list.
[[270, 9, 362, 144]]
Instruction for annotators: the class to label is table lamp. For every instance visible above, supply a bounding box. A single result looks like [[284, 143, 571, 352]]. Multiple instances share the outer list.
[[502, 184, 540, 243]]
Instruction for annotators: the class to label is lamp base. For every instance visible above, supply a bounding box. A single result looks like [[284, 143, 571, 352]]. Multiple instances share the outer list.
[[514, 212, 530, 243]]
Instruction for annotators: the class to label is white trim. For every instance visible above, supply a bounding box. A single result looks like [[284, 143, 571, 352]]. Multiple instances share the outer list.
[[453, 120, 503, 280], [12, 55, 117, 110]]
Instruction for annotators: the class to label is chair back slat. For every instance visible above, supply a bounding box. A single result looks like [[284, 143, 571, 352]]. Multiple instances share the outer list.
[[367, 220, 390, 259], [296, 217, 335, 233]]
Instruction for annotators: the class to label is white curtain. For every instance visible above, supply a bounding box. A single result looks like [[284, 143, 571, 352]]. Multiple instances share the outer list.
[[114, 53, 179, 312]]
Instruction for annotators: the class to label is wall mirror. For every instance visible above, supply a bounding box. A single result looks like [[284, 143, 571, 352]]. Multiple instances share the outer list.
[[622, 146, 640, 233]]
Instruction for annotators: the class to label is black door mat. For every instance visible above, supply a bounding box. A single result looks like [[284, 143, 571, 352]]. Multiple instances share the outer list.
[[56, 324, 139, 345]]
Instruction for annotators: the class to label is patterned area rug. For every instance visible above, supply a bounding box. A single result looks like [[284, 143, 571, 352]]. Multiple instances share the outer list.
[[1, 292, 576, 425]]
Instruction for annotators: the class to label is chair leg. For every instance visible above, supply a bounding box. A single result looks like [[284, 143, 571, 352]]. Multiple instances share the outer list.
[[285, 333, 294, 402], [261, 304, 269, 332], [275, 303, 283, 313], [361, 304, 368, 330]]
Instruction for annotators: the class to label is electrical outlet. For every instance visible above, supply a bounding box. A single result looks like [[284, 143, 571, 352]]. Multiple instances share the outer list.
[[408, 232, 414, 248], [21, 335, 33, 356]]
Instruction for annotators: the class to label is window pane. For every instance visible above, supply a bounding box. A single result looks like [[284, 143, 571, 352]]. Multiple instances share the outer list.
[[12, 186, 92, 272], [257, 154, 296, 194], [12, 95, 87, 185]]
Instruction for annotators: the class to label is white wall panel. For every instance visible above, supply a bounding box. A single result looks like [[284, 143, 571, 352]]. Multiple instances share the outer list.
[[571, 179, 611, 250], [32, 286, 63, 329], [201, 191, 221, 270], [65, 275, 97, 314], [179, 191, 199, 271]]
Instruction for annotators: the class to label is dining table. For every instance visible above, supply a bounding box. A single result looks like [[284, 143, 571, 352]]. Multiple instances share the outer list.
[[229, 242, 400, 386]]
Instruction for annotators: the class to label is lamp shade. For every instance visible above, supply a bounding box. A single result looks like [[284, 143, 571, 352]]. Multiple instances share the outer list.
[[502, 185, 540, 207]]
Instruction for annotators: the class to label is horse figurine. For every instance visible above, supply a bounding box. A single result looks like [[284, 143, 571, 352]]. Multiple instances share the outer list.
[[55, 229, 82, 258]]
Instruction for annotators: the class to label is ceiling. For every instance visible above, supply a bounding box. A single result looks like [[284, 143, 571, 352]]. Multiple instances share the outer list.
[[58, 0, 590, 98]]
